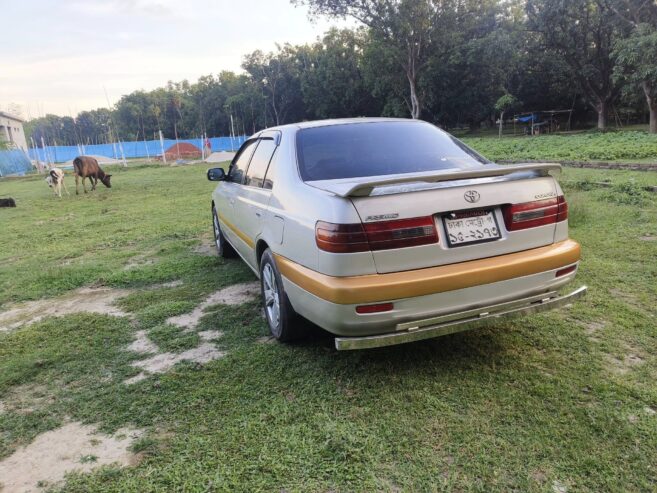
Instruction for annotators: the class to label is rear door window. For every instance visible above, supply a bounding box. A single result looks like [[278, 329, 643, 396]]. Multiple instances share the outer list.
[[245, 138, 277, 188], [296, 121, 489, 181], [229, 139, 258, 184]]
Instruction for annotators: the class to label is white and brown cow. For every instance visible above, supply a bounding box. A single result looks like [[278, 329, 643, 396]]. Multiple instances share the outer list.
[[45, 168, 70, 198]]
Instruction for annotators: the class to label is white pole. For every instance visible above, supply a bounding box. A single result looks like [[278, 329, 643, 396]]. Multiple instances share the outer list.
[[230, 114, 236, 151], [118, 139, 127, 167], [159, 130, 167, 164], [144, 130, 150, 161], [40, 136, 50, 168], [30, 137, 41, 173]]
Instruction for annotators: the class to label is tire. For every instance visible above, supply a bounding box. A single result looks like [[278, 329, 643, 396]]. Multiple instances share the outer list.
[[260, 248, 302, 342], [212, 206, 236, 258]]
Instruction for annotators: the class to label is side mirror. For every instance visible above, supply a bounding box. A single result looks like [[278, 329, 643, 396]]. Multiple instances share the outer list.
[[207, 167, 226, 181]]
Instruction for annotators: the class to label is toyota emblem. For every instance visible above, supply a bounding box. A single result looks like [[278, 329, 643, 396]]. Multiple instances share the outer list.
[[464, 190, 480, 203]]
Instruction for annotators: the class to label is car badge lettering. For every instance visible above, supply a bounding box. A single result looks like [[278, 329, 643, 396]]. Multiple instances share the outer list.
[[463, 190, 480, 203], [365, 213, 399, 222]]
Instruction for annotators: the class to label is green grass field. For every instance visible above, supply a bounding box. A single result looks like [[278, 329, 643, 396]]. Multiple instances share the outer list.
[[462, 131, 657, 163], [0, 161, 656, 492]]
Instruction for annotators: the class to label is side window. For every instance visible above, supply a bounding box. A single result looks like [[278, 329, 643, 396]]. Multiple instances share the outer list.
[[229, 139, 258, 184], [263, 151, 276, 190], [245, 138, 277, 188]]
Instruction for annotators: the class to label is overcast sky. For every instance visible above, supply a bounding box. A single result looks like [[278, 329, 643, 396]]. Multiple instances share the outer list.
[[0, 0, 347, 119]]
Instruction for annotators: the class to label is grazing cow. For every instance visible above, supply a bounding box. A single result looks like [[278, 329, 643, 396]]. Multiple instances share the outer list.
[[45, 167, 70, 198], [73, 156, 112, 195]]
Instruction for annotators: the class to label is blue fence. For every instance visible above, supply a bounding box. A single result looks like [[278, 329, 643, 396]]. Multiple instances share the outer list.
[[28, 136, 247, 164], [0, 149, 32, 176]]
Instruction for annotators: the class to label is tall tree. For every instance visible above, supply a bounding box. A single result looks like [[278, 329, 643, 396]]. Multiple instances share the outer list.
[[293, 0, 461, 119], [614, 24, 657, 132], [242, 47, 305, 126], [297, 28, 380, 119], [606, 0, 657, 133], [527, 0, 628, 129]]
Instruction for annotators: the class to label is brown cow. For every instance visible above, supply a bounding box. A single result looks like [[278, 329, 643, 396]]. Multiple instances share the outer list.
[[73, 156, 112, 195]]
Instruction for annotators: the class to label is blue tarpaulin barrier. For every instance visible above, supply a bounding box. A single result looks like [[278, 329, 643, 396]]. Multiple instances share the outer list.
[[0, 149, 32, 176], [27, 136, 247, 164]]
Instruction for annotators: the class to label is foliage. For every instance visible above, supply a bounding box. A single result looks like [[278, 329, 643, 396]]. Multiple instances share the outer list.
[[614, 24, 657, 132], [599, 181, 651, 205], [495, 94, 520, 114], [527, 0, 628, 129]]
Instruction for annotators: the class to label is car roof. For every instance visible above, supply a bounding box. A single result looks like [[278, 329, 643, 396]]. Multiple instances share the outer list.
[[263, 117, 425, 134]]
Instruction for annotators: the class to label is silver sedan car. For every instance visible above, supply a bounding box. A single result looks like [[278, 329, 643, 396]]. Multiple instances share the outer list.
[[207, 118, 585, 349]]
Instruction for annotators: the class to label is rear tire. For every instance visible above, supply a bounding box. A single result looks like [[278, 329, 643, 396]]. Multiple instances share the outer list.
[[260, 248, 302, 342], [212, 206, 236, 258]]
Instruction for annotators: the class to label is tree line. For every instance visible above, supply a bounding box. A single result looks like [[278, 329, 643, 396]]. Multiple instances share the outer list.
[[25, 0, 657, 147]]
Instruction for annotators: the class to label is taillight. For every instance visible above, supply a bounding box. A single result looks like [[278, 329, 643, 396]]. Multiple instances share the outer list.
[[315, 222, 369, 253], [316, 216, 438, 253], [503, 195, 568, 231]]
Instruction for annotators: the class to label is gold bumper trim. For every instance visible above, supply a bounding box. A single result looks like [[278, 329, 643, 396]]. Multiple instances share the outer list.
[[274, 239, 581, 305]]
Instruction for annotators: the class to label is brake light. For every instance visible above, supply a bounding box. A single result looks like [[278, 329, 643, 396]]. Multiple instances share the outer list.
[[316, 216, 438, 253], [503, 195, 568, 231]]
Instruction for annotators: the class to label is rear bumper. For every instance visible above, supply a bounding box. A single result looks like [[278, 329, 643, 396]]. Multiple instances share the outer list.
[[334, 285, 587, 350], [277, 239, 583, 341], [275, 240, 581, 305]]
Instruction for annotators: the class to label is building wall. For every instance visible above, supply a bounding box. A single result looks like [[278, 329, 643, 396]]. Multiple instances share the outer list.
[[0, 114, 28, 151]]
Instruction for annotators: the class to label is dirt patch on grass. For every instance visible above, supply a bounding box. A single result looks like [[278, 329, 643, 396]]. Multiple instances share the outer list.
[[127, 330, 158, 354], [166, 282, 260, 330], [2, 383, 57, 415], [0, 422, 142, 493], [606, 352, 646, 375], [582, 321, 606, 335], [0, 287, 131, 332], [125, 343, 225, 384], [157, 280, 183, 288], [198, 330, 223, 341], [639, 235, 657, 241], [193, 241, 216, 256]]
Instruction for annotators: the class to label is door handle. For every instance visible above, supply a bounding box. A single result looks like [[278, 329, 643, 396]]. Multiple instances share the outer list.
[[229, 198, 235, 205], [255, 211, 261, 217]]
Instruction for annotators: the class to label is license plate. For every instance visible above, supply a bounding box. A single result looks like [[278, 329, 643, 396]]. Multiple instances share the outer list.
[[442, 209, 501, 247]]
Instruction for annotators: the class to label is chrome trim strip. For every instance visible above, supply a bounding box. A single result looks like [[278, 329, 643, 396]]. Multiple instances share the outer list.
[[395, 290, 558, 331], [334, 285, 587, 350]]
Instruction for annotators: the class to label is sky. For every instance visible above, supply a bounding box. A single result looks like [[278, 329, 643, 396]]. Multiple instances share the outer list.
[[0, 0, 348, 119]]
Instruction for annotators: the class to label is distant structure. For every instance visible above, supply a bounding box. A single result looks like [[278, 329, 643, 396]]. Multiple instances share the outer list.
[[0, 111, 27, 151]]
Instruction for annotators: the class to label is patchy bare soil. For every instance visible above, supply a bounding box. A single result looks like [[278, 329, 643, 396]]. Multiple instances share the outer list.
[[1, 383, 57, 415], [606, 352, 646, 375], [0, 422, 142, 493], [125, 343, 225, 385], [127, 330, 159, 354], [166, 282, 260, 330], [198, 330, 223, 341], [192, 241, 216, 256], [0, 287, 131, 332]]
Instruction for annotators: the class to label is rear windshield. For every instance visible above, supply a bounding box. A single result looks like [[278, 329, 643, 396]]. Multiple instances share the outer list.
[[296, 121, 490, 181]]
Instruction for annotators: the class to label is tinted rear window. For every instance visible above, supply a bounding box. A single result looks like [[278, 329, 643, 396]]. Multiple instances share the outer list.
[[296, 121, 489, 181]]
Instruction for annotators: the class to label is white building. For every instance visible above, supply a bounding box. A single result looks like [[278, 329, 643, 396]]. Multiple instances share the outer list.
[[0, 111, 28, 151]]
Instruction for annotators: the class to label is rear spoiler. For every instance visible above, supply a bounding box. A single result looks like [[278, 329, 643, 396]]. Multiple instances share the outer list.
[[306, 163, 562, 198]]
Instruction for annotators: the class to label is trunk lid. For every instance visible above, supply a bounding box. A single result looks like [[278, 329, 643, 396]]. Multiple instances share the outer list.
[[337, 168, 561, 274]]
